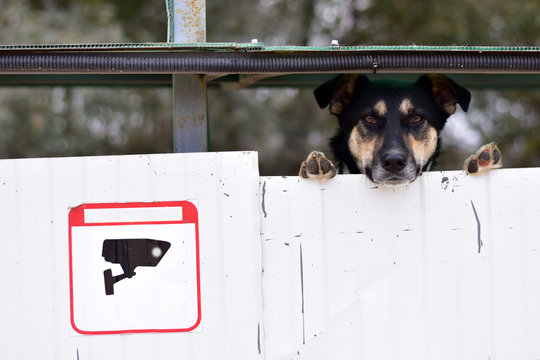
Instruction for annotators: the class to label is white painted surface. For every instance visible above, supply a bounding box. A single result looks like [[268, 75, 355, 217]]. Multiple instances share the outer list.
[[71, 222, 199, 333], [83, 206, 184, 223], [2, 151, 540, 359], [260, 169, 540, 360], [0, 152, 262, 360]]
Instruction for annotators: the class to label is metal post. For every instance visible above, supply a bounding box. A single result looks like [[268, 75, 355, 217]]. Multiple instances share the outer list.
[[170, 0, 207, 152]]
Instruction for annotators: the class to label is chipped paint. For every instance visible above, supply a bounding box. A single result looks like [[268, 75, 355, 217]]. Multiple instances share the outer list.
[[441, 176, 449, 189]]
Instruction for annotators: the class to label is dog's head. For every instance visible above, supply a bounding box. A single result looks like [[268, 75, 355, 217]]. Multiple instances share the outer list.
[[315, 74, 471, 185]]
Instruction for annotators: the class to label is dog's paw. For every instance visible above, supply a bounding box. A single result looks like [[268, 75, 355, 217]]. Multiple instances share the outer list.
[[299, 151, 337, 180], [464, 142, 502, 174]]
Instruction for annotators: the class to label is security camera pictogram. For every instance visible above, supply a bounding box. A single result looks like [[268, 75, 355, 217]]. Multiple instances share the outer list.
[[102, 238, 171, 295]]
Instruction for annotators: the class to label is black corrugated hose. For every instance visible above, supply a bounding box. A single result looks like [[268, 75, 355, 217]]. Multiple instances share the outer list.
[[0, 51, 538, 74]]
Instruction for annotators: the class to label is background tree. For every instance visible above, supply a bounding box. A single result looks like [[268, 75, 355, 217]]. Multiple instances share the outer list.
[[0, 0, 538, 174]]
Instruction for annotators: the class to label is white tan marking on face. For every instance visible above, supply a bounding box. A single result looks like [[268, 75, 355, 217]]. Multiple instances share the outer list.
[[399, 98, 413, 115], [374, 100, 387, 116], [348, 127, 377, 171], [407, 127, 438, 167]]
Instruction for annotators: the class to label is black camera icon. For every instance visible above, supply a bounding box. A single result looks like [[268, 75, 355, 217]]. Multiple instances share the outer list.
[[102, 238, 171, 295]]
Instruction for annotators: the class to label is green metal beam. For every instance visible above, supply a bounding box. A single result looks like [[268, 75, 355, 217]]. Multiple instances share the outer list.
[[0, 43, 538, 52]]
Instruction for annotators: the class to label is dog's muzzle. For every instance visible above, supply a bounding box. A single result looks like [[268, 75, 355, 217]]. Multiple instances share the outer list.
[[369, 151, 420, 185]]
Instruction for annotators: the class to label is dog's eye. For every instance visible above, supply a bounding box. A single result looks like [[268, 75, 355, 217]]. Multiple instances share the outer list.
[[364, 115, 376, 124], [410, 115, 423, 124]]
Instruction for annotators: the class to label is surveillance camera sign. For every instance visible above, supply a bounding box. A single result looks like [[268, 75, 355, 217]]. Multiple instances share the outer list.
[[68, 201, 201, 335]]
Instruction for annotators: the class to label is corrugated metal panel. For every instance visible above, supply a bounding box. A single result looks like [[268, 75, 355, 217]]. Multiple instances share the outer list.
[[1, 152, 262, 359], [260, 169, 540, 360]]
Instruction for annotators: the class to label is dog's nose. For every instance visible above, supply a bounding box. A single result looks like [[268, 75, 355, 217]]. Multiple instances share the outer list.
[[382, 153, 407, 173]]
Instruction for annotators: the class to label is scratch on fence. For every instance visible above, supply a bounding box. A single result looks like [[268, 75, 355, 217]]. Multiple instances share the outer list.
[[300, 242, 306, 345], [470, 200, 483, 253], [261, 181, 267, 218], [257, 322, 261, 354]]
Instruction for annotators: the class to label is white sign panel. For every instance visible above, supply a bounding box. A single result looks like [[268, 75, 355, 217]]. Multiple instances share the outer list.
[[69, 201, 201, 335]]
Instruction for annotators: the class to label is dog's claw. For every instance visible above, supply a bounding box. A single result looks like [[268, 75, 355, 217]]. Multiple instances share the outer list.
[[299, 151, 337, 180], [464, 142, 502, 174]]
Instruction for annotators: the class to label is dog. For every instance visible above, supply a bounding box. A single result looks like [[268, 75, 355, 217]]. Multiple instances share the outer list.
[[299, 74, 502, 184]]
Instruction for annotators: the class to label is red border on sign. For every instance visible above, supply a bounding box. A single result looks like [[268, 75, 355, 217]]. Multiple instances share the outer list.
[[68, 200, 201, 335]]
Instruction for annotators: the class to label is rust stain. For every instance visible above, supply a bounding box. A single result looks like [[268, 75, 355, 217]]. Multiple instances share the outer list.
[[175, 0, 206, 43], [196, 74, 207, 89], [176, 114, 205, 128]]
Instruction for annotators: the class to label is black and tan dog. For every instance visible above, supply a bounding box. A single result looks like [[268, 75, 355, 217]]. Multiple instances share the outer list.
[[299, 74, 501, 184]]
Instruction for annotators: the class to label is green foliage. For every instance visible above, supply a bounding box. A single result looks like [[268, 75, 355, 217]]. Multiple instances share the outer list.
[[0, 0, 539, 174], [0, 1, 172, 160]]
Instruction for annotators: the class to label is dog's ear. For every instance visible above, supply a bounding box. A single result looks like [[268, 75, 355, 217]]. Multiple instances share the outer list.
[[418, 74, 471, 114], [314, 74, 368, 115]]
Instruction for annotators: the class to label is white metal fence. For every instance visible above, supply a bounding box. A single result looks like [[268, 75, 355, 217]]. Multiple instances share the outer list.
[[1, 152, 539, 359]]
